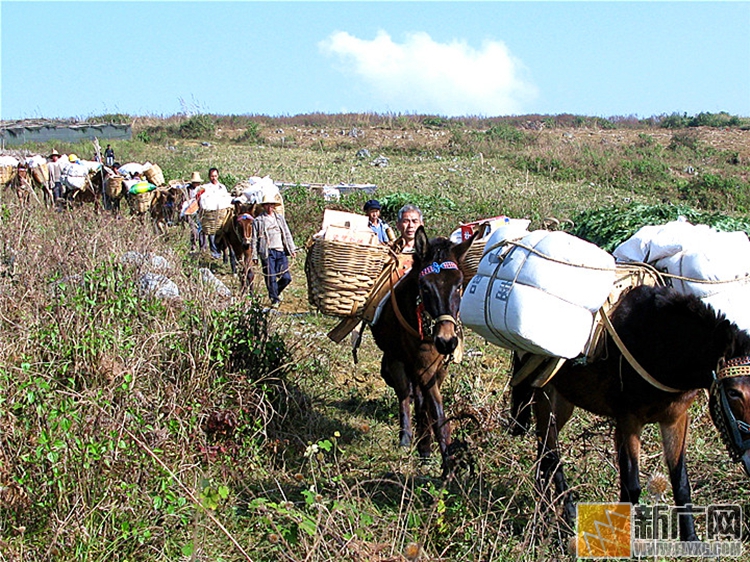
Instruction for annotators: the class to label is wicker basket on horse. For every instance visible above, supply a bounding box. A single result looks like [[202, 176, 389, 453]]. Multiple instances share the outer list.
[[458, 236, 488, 282], [144, 164, 165, 187], [0, 165, 15, 185], [305, 238, 391, 317], [30, 164, 49, 186], [105, 175, 124, 199], [199, 207, 232, 235], [128, 190, 154, 214]]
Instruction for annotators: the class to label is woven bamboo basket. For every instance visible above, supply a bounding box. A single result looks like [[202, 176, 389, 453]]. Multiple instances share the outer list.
[[459, 236, 489, 282], [30, 163, 49, 185], [129, 190, 154, 214], [0, 165, 14, 185], [144, 164, 165, 187], [105, 175, 124, 199], [200, 207, 232, 235], [305, 238, 391, 317]]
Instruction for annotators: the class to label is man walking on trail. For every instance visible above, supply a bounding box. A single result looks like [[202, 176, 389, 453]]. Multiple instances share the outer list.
[[104, 145, 115, 167], [251, 194, 297, 308], [47, 149, 64, 204]]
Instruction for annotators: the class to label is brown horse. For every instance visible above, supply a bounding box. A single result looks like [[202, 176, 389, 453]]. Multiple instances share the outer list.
[[511, 284, 750, 540], [214, 208, 255, 293], [151, 186, 187, 235], [370, 226, 480, 475]]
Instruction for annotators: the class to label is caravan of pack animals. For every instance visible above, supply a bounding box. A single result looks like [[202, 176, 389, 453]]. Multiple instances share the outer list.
[[1, 118, 750, 560]]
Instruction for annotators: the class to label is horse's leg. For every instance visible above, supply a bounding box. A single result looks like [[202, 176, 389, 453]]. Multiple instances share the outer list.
[[534, 385, 576, 525], [425, 369, 450, 460], [614, 416, 644, 505], [413, 384, 432, 459], [510, 370, 534, 436], [381, 357, 412, 447], [229, 246, 238, 275], [659, 412, 698, 541]]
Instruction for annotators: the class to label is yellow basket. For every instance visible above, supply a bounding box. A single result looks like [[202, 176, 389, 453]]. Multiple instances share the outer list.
[[144, 164, 165, 187], [30, 164, 49, 185], [105, 175, 124, 199], [199, 207, 232, 235], [0, 165, 14, 185], [129, 190, 154, 214], [305, 238, 390, 317]]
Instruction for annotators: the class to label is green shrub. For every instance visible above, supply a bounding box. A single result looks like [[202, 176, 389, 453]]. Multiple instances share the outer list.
[[660, 112, 689, 129], [178, 114, 216, 139], [679, 173, 750, 212], [568, 203, 750, 252], [512, 155, 581, 182], [235, 121, 263, 144], [422, 116, 450, 129], [688, 111, 741, 128], [485, 123, 528, 145]]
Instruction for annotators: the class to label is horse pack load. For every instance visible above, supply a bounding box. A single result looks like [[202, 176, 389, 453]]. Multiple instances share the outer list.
[[450, 216, 531, 283], [305, 210, 390, 317], [460, 227, 616, 358], [233, 176, 285, 217], [614, 219, 750, 332]]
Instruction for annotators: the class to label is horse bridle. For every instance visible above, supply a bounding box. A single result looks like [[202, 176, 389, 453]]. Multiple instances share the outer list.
[[390, 260, 461, 342], [710, 356, 750, 463]]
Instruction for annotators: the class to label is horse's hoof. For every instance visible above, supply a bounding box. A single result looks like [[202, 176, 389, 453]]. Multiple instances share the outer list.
[[399, 433, 412, 448]]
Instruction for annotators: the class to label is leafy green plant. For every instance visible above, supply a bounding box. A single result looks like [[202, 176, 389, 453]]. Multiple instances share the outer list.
[[178, 114, 216, 139], [235, 121, 263, 144], [568, 203, 750, 251]]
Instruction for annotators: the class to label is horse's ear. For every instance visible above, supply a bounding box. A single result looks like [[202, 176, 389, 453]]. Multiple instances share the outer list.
[[713, 318, 735, 356], [414, 226, 429, 260], [453, 222, 489, 262]]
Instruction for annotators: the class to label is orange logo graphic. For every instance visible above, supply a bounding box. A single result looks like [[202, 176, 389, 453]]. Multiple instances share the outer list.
[[576, 503, 632, 558]]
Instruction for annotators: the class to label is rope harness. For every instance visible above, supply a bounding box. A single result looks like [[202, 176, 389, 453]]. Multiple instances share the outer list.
[[711, 356, 750, 462], [391, 260, 461, 345]]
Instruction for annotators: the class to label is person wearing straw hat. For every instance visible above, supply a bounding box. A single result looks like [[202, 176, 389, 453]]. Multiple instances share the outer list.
[[185, 171, 205, 252], [47, 149, 64, 204], [251, 193, 297, 307]]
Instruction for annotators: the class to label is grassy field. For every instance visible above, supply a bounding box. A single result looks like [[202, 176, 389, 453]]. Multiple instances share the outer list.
[[1, 114, 749, 561]]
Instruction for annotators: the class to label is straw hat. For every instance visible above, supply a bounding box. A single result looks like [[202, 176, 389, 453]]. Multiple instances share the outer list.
[[189, 171, 203, 183], [49, 149, 60, 158], [260, 193, 281, 205]]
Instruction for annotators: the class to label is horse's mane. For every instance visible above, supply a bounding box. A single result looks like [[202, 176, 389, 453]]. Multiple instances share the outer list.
[[620, 285, 750, 358]]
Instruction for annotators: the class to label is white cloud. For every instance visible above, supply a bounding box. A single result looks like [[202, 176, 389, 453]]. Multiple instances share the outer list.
[[320, 30, 537, 116]]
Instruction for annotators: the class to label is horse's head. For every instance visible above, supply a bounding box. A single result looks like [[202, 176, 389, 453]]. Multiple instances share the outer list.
[[412, 225, 486, 356], [236, 213, 254, 247], [709, 321, 750, 477]]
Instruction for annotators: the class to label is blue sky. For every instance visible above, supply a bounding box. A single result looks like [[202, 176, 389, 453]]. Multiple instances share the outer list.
[[2, 2, 749, 120]]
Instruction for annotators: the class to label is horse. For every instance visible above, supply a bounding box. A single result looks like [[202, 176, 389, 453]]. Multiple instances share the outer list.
[[151, 186, 187, 235], [370, 225, 481, 475], [510, 284, 750, 540], [214, 205, 255, 293]]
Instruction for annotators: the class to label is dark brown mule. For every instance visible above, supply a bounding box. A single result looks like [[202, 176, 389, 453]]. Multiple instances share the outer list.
[[370, 226, 480, 475], [214, 208, 255, 293], [151, 187, 187, 235], [511, 284, 750, 540]]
